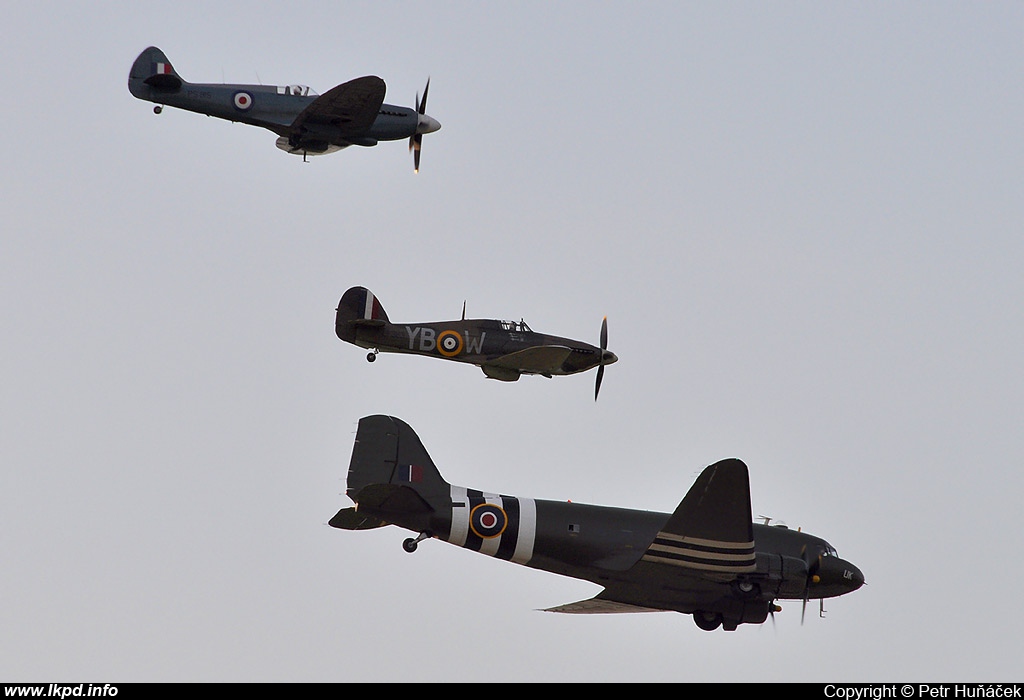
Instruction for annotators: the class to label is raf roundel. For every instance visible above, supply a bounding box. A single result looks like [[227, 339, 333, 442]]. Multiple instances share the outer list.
[[437, 330, 463, 357], [233, 91, 254, 111], [470, 503, 508, 539]]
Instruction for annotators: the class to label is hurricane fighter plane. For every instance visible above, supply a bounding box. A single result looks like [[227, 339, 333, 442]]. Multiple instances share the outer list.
[[336, 286, 618, 400], [330, 415, 865, 631], [128, 46, 440, 169]]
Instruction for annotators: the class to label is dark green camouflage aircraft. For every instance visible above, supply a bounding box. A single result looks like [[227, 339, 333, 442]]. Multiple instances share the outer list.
[[330, 415, 865, 631], [336, 286, 618, 400], [128, 47, 440, 169]]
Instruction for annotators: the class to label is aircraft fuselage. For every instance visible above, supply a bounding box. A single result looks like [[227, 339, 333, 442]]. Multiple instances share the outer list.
[[353, 482, 864, 620], [350, 319, 613, 376], [130, 79, 420, 143]]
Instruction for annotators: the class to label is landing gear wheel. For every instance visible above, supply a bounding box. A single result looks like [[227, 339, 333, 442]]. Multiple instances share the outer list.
[[693, 610, 723, 631], [402, 538, 418, 553], [154, 105, 163, 114], [366, 352, 377, 362]]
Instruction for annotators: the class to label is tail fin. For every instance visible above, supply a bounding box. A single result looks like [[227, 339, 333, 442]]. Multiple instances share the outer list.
[[128, 46, 183, 97], [332, 416, 451, 530], [336, 286, 389, 342]]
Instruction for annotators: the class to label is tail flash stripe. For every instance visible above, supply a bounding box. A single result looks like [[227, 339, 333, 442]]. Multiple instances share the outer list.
[[363, 291, 376, 320]]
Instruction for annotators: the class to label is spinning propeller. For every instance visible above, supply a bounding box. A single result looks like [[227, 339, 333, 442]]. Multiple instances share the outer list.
[[800, 545, 823, 625], [409, 78, 440, 173]]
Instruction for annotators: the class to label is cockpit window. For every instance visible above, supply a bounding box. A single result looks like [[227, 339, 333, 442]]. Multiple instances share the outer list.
[[500, 319, 531, 332], [277, 85, 316, 97]]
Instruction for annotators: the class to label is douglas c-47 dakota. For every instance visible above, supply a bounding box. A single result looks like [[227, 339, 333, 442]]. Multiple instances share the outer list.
[[330, 416, 866, 632]]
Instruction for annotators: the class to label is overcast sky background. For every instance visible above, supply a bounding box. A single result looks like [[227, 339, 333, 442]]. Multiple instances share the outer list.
[[3, 1, 1022, 683]]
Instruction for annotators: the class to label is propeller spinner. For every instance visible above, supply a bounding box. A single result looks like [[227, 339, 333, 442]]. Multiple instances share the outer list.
[[409, 78, 441, 173]]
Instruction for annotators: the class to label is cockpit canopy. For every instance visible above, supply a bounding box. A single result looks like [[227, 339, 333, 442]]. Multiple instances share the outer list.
[[499, 319, 531, 332], [277, 84, 316, 97]]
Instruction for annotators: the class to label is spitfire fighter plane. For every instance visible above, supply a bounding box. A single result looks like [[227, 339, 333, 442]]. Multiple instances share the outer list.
[[128, 47, 441, 169], [330, 416, 865, 631], [336, 286, 618, 400]]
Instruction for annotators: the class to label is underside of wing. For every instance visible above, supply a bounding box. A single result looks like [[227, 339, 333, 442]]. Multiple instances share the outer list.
[[290, 75, 386, 137], [484, 345, 573, 374], [542, 596, 665, 614]]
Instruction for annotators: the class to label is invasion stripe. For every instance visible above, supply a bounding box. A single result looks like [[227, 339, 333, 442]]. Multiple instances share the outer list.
[[447, 486, 535, 565], [642, 531, 756, 572], [495, 497, 520, 560], [653, 532, 755, 550], [511, 497, 536, 565], [449, 485, 469, 546]]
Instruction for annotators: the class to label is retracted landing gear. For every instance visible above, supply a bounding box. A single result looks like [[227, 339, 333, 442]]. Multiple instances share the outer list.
[[402, 532, 431, 553], [366, 349, 379, 363]]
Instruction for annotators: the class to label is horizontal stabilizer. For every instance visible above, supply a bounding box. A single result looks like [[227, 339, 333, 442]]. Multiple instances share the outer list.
[[486, 345, 573, 374], [328, 507, 388, 530], [542, 596, 665, 614], [144, 73, 182, 90], [354, 483, 434, 516]]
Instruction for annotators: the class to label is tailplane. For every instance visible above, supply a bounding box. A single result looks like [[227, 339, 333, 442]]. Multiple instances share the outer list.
[[128, 46, 184, 96]]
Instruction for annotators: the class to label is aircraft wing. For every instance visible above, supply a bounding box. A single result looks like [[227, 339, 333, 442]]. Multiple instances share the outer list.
[[484, 345, 573, 374], [638, 458, 757, 577], [542, 596, 665, 614], [289, 75, 386, 135]]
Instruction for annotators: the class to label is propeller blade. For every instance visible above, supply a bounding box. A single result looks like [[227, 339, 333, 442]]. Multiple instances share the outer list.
[[595, 316, 609, 401], [412, 135, 422, 173], [418, 79, 430, 114], [799, 545, 822, 625]]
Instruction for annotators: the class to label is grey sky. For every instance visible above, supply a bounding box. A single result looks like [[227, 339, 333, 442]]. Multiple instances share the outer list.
[[3, 1, 1022, 682]]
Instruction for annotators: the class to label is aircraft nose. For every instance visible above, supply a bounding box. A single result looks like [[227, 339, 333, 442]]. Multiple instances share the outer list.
[[418, 115, 441, 134], [603, 350, 618, 365], [846, 563, 865, 591]]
